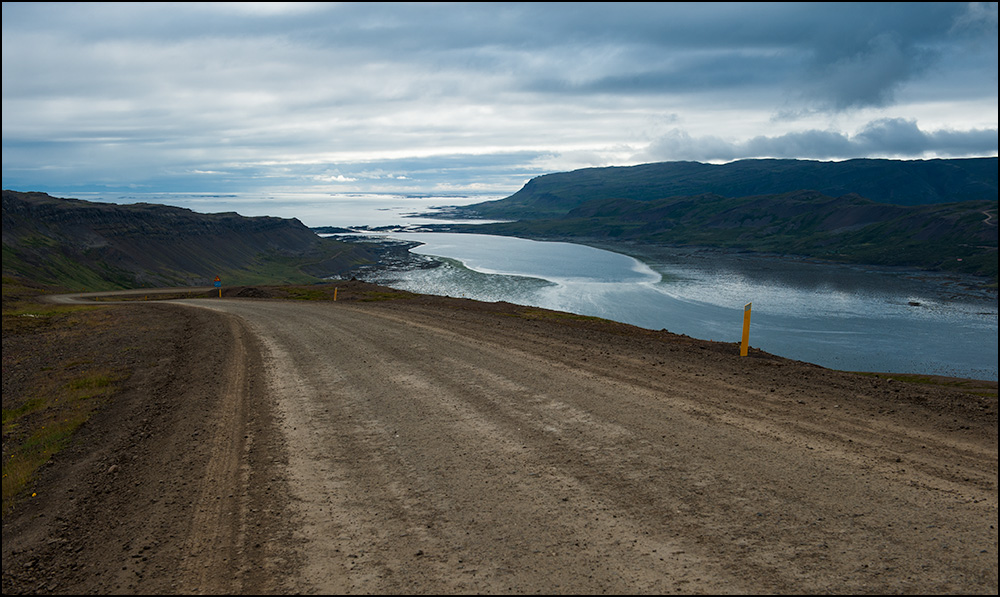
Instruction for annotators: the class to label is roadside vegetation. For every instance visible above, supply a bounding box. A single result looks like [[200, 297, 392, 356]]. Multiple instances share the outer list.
[[228, 282, 417, 303], [1, 277, 128, 515]]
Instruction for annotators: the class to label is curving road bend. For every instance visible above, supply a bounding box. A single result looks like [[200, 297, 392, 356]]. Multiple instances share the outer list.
[[169, 296, 997, 594]]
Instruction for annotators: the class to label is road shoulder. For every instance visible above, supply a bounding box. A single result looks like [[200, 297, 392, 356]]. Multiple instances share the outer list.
[[2, 301, 287, 594]]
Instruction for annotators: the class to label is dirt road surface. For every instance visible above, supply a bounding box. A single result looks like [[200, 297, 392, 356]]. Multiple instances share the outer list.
[[3, 287, 997, 594]]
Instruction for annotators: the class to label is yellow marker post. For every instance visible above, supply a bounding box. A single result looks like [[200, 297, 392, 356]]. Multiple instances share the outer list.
[[740, 302, 752, 357], [334, 287, 338, 301]]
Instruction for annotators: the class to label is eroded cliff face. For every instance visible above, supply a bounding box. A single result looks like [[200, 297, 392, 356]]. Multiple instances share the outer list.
[[2, 190, 374, 289]]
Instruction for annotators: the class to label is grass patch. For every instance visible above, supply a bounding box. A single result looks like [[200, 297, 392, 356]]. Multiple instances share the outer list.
[[282, 287, 335, 301], [2, 368, 125, 516], [357, 290, 413, 302], [2, 245, 134, 291], [278, 283, 414, 302], [218, 243, 368, 287], [93, 290, 211, 302], [519, 308, 606, 323], [2, 276, 129, 516], [2, 303, 102, 336], [1, 398, 46, 430], [2, 303, 100, 333]]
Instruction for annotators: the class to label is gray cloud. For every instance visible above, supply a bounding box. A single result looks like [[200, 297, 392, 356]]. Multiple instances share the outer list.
[[803, 32, 933, 110], [642, 118, 998, 162], [2, 2, 996, 195]]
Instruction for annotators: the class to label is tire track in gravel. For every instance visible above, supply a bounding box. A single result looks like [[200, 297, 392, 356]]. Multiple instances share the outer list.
[[175, 312, 254, 594], [179, 296, 996, 594], [183, 299, 748, 594]]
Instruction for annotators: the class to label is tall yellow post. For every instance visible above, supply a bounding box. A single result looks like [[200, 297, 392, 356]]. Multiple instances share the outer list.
[[740, 302, 752, 357], [334, 287, 338, 301]]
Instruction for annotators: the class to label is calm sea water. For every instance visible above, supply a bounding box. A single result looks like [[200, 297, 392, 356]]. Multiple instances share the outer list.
[[75, 191, 998, 380], [360, 232, 998, 381], [70, 191, 499, 227]]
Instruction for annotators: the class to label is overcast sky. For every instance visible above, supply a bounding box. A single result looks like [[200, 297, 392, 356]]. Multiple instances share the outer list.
[[2, 2, 997, 197]]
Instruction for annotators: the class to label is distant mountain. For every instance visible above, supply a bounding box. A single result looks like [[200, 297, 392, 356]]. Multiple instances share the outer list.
[[2, 190, 380, 290], [459, 190, 997, 278], [463, 158, 998, 219], [436, 159, 998, 280]]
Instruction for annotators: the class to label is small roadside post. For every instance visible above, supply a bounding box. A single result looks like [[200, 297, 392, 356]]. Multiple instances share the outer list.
[[740, 302, 752, 357], [214, 276, 222, 298]]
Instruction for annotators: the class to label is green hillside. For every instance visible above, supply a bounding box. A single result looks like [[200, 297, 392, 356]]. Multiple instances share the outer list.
[[446, 190, 998, 280], [2, 190, 380, 291], [464, 158, 998, 219], [440, 158, 998, 281]]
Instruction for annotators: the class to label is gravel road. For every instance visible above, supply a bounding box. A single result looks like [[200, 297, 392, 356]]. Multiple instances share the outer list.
[[4, 288, 997, 594]]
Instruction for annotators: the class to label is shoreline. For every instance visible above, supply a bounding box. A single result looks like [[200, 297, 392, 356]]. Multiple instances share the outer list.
[[329, 231, 998, 382], [330, 223, 999, 297], [43, 280, 1000, 388], [331, 228, 999, 308]]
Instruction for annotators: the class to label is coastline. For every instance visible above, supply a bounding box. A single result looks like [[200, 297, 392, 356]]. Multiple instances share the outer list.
[[329, 230, 999, 382]]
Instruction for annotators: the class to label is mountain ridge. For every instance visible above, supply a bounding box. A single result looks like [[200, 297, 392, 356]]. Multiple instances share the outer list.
[[464, 157, 998, 219], [438, 158, 998, 280], [2, 190, 380, 290]]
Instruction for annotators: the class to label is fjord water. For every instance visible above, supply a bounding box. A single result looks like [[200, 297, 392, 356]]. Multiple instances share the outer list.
[[364, 232, 998, 381], [76, 191, 997, 380]]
